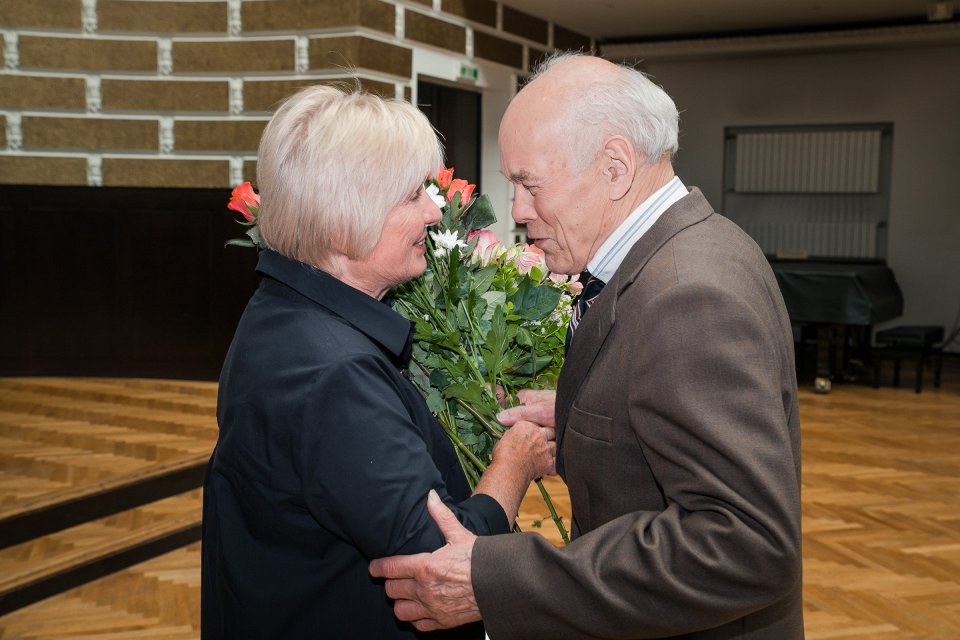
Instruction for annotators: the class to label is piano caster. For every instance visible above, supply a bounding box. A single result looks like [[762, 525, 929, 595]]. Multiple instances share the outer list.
[[814, 376, 832, 394]]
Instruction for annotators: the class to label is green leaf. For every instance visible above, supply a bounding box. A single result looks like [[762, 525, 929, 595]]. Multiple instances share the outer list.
[[246, 225, 263, 247], [516, 352, 554, 376], [471, 265, 497, 295], [480, 291, 506, 323], [225, 238, 255, 248], [462, 194, 497, 231], [481, 312, 512, 377], [429, 368, 451, 390], [444, 381, 485, 405], [516, 327, 534, 347], [425, 389, 445, 414], [509, 278, 564, 321], [456, 301, 473, 332]]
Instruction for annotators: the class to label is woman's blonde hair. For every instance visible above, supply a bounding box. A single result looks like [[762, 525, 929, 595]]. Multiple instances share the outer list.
[[256, 84, 443, 269]]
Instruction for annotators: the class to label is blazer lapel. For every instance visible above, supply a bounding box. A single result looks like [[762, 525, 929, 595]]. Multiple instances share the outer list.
[[554, 188, 715, 473]]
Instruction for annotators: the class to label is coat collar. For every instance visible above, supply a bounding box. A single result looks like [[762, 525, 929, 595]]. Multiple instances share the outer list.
[[256, 249, 413, 367], [554, 188, 715, 472]]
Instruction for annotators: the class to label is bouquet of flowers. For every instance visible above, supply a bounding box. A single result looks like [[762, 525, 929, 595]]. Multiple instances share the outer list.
[[226, 169, 578, 542]]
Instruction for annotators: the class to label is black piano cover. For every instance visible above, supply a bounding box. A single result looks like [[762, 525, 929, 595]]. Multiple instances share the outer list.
[[770, 260, 904, 325]]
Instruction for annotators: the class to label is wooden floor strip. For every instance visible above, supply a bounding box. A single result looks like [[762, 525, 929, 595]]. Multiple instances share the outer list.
[[0, 490, 202, 616], [0, 378, 216, 546]]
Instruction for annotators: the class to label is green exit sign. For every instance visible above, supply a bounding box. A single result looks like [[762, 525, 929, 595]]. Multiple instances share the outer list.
[[459, 64, 479, 81]]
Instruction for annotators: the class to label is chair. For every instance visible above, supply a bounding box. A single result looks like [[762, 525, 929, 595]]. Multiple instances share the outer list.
[[871, 326, 944, 393]]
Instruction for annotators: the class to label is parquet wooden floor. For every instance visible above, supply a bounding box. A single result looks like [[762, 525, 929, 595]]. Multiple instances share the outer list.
[[0, 377, 217, 516], [0, 542, 202, 640], [1, 365, 958, 638]]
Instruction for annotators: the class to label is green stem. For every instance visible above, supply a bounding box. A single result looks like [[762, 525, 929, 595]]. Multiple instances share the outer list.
[[535, 478, 570, 545], [452, 444, 481, 488], [454, 398, 504, 439], [436, 412, 488, 474]]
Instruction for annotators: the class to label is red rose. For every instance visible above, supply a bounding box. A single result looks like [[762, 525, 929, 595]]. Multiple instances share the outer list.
[[436, 166, 455, 189], [228, 181, 260, 222], [446, 179, 475, 205]]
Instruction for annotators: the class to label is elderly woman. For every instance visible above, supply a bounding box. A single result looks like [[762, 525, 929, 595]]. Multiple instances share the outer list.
[[201, 85, 554, 639]]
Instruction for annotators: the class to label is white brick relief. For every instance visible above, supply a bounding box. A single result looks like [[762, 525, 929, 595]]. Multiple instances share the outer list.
[[86, 77, 102, 114], [228, 0, 243, 36], [82, 0, 98, 34], [395, 6, 405, 40], [158, 39, 173, 76], [159, 117, 174, 154], [87, 155, 103, 186], [3, 33, 18, 71], [230, 157, 244, 185], [230, 78, 244, 115], [295, 36, 309, 74], [6, 113, 22, 151]]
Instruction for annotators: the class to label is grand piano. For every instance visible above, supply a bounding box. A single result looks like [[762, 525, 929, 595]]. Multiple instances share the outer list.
[[768, 259, 904, 385]]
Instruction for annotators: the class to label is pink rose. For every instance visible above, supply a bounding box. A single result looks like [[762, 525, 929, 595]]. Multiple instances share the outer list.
[[436, 166, 455, 189], [513, 243, 546, 276], [228, 181, 259, 222], [446, 179, 476, 205], [551, 272, 583, 294], [468, 230, 501, 266]]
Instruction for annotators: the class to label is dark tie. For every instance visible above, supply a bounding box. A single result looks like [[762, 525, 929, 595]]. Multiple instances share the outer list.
[[565, 271, 605, 351]]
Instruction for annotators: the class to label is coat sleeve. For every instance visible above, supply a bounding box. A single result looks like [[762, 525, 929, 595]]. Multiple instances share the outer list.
[[297, 354, 509, 560], [472, 279, 802, 639]]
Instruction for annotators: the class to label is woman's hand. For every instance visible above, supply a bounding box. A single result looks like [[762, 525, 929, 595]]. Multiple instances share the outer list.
[[492, 419, 556, 482], [473, 420, 556, 522]]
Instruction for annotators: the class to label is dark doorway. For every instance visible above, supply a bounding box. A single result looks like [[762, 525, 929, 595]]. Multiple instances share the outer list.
[[417, 80, 482, 191], [0, 185, 260, 379]]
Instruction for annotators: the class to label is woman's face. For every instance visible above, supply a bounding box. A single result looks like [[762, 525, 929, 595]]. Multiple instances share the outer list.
[[339, 185, 442, 299]]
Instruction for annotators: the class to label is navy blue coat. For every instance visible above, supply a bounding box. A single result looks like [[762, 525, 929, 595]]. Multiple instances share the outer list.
[[202, 250, 508, 639]]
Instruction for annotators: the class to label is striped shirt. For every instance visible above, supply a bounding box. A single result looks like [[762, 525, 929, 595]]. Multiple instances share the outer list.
[[587, 176, 687, 283]]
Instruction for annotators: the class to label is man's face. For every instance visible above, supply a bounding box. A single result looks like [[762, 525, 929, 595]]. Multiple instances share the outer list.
[[499, 109, 607, 276]]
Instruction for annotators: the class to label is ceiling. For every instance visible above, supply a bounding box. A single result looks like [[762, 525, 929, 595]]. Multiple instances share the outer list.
[[499, 0, 955, 42]]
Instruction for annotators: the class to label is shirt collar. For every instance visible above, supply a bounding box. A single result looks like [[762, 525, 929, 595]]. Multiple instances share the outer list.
[[587, 176, 687, 283], [255, 250, 413, 367]]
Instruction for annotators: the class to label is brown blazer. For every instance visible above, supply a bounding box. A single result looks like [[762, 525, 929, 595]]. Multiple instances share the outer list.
[[473, 188, 803, 639]]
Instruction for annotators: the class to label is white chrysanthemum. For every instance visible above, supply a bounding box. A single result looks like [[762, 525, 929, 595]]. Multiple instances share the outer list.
[[430, 229, 468, 257], [425, 184, 446, 209]]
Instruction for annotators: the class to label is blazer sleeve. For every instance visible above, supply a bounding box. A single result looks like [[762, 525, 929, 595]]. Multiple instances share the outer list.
[[297, 354, 509, 560], [473, 279, 802, 639]]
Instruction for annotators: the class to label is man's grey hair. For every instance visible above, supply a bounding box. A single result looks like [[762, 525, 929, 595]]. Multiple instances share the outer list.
[[529, 52, 679, 169]]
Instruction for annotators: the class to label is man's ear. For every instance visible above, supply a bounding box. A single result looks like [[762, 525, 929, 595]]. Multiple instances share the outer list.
[[601, 135, 635, 200]]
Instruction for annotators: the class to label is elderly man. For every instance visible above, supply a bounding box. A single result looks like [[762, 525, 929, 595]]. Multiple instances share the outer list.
[[370, 53, 803, 639]]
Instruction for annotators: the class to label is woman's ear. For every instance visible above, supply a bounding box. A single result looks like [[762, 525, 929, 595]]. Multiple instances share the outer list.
[[601, 136, 635, 200]]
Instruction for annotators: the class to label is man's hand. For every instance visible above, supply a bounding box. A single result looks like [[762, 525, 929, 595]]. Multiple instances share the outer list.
[[369, 490, 481, 631], [497, 388, 557, 428]]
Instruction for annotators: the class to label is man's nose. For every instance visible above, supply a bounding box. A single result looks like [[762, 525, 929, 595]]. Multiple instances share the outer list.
[[511, 189, 535, 224]]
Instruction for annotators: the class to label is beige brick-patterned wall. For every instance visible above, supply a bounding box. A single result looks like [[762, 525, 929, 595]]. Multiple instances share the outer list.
[[0, 0, 590, 188]]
